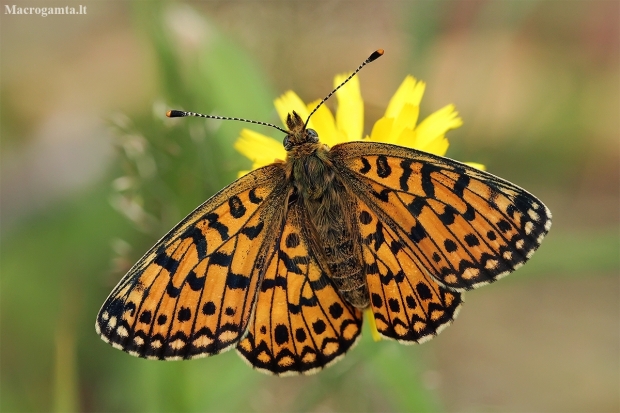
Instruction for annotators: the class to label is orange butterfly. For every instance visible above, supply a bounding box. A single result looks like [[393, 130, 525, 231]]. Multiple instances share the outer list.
[[96, 50, 551, 375]]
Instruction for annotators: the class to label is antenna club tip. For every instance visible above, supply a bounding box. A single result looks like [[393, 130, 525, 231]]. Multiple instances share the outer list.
[[368, 49, 384, 62], [166, 110, 186, 118]]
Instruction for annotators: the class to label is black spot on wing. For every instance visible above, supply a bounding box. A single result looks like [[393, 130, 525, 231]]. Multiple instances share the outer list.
[[274, 324, 289, 345], [497, 219, 512, 233], [202, 301, 216, 315], [249, 188, 263, 204], [372, 189, 390, 202], [328, 302, 344, 319], [166, 281, 181, 298], [285, 232, 300, 248], [388, 298, 400, 312], [416, 283, 432, 300], [125, 301, 136, 317], [371, 293, 383, 308], [139, 311, 152, 324], [312, 320, 326, 334], [463, 203, 476, 221], [452, 173, 470, 197], [360, 157, 371, 174], [278, 250, 309, 275], [506, 204, 518, 219], [399, 159, 413, 191], [241, 221, 264, 240], [444, 239, 458, 253], [405, 295, 417, 309], [229, 196, 247, 218], [226, 272, 251, 289], [210, 251, 232, 267], [438, 205, 458, 226], [359, 210, 372, 225], [389, 240, 403, 254], [366, 262, 379, 275], [260, 275, 287, 291], [419, 163, 438, 198], [406, 198, 427, 217], [177, 307, 191, 322], [187, 270, 205, 291], [513, 192, 535, 215], [287, 295, 318, 315], [373, 222, 386, 250], [182, 226, 207, 260], [410, 222, 427, 242], [295, 328, 307, 342], [206, 213, 229, 241], [155, 254, 179, 275], [376, 155, 392, 178], [464, 234, 480, 247]]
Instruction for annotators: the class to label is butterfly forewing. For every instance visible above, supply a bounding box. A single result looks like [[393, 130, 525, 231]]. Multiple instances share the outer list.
[[332, 142, 552, 291], [236, 202, 363, 375], [96, 165, 287, 359]]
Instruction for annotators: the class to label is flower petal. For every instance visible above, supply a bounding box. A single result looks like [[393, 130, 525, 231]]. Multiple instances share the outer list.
[[305, 100, 342, 147], [464, 162, 486, 171], [384, 76, 425, 120], [418, 135, 449, 156], [334, 73, 363, 141], [365, 308, 382, 342], [394, 103, 419, 132], [415, 104, 463, 151], [234, 129, 286, 170], [369, 117, 395, 143], [390, 103, 419, 144], [394, 127, 417, 148], [274, 91, 310, 128]]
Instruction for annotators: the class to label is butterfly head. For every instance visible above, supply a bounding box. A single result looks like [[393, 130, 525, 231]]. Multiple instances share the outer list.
[[283, 111, 319, 151]]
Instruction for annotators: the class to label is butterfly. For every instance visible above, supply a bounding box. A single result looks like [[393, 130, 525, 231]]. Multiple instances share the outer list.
[[96, 49, 551, 375]]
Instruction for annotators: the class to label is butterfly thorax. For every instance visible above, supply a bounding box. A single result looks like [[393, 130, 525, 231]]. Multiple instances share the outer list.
[[283, 112, 370, 308]]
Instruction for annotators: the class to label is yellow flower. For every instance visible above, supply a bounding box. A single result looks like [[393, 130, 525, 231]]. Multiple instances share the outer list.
[[235, 74, 484, 176], [234, 74, 483, 342]]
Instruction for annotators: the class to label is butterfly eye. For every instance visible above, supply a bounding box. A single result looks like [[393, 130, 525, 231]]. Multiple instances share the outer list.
[[283, 136, 293, 150], [306, 129, 319, 143]]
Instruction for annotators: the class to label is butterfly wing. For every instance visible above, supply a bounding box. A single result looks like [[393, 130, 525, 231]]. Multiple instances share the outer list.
[[332, 142, 551, 292], [354, 196, 463, 342], [96, 165, 288, 360], [236, 201, 363, 375]]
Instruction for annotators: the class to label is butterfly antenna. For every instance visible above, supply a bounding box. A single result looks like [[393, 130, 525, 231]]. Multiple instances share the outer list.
[[166, 110, 288, 134], [304, 49, 384, 129]]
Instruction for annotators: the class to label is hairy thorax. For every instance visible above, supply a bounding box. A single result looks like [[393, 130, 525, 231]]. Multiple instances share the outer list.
[[286, 143, 369, 308]]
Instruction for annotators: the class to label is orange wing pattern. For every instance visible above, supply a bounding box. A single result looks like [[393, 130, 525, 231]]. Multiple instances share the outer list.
[[354, 196, 463, 342], [236, 203, 363, 375], [333, 142, 552, 292], [96, 165, 288, 360]]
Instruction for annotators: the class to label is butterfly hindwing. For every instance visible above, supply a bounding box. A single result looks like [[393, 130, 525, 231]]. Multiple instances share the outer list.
[[354, 197, 463, 342], [96, 165, 287, 360], [236, 202, 363, 375], [332, 142, 552, 291]]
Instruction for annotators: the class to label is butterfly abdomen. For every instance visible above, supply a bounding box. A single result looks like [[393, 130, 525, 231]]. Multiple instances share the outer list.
[[289, 147, 370, 308]]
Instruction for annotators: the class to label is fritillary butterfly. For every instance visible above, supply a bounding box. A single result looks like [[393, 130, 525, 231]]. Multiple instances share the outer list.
[[96, 50, 551, 375]]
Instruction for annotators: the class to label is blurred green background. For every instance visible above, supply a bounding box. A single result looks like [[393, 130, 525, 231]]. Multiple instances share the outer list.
[[1, 1, 618, 412]]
